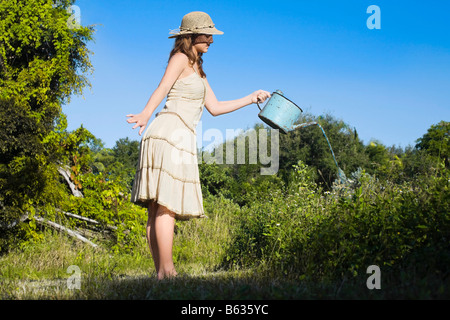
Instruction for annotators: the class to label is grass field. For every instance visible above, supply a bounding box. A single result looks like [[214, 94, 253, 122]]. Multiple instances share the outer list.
[[1, 213, 446, 300], [0, 231, 408, 300], [1, 163, 449, 300]]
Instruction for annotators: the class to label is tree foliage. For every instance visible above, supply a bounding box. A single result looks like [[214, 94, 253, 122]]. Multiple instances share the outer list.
[[415, 120, 449, 167], [0, 0, 94, 249]]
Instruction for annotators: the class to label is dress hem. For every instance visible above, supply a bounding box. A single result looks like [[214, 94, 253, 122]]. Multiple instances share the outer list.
[[132, 196, 207, 221]]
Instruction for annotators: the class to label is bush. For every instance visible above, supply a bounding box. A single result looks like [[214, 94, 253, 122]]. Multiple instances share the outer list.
[[60, 171, 147, 254], [224, 160, 450, 284]]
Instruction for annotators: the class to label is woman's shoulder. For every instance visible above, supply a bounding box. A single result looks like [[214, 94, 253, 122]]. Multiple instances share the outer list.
[[168, 53, 191, 74], [169, 52, 189, 64]]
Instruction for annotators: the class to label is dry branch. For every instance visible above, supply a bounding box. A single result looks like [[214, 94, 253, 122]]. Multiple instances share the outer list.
[[57, 209, 118, 231], [58, 210, 100, 225], [57, 166, 83, 198], [1, 213, 29, 229], [34, 216, 99, 248]]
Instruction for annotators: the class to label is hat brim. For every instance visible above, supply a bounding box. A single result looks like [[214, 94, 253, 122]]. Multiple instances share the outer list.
[[168, 27, 224, 39]]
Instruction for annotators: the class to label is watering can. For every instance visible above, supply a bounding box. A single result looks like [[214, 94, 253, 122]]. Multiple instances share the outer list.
[[257, 90, 304, 134], [257, 90, 348, 183]]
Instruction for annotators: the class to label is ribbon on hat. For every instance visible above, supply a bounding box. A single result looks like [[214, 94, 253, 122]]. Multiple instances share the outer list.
[[169, 24, 216, 35], [169, 28, 181, 35], [180, 24, 215, 31]]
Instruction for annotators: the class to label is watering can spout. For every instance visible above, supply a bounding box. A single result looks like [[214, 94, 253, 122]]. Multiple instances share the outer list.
[[256, 90, 348, 183], [290, 121, 319, 132]]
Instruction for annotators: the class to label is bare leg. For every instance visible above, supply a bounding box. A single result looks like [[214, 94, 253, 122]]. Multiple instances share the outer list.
[[146, 201, 159, 275], [154, 204, 177, 280]]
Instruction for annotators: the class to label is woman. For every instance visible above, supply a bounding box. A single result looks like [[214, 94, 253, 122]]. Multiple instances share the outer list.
[[126, 11, 271, 280]]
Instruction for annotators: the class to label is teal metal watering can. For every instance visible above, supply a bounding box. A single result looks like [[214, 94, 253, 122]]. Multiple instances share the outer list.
[[257, 90, 304, 134], [257, 90, 348, 183]]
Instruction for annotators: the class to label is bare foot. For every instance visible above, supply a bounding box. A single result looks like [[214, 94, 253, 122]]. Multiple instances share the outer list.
[[157, 269, 178, 280]]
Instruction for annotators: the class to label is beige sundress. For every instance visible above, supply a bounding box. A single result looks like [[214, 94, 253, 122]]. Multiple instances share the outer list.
[[131, 69, 207, 220]]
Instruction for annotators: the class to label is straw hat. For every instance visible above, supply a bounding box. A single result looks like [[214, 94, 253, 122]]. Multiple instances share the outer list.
[[169, 11, 224, 39]]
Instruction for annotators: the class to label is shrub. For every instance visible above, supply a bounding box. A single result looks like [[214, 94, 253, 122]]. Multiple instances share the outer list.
[[224, 160, 450, 284]]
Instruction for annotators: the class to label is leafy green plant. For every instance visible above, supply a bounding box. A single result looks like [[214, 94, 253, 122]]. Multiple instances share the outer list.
[[0, 0, 94, 251], [223, 158, 450, 285]]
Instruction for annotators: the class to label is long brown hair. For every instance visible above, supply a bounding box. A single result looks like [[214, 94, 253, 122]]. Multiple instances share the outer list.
[[168, 35, 206, 78]]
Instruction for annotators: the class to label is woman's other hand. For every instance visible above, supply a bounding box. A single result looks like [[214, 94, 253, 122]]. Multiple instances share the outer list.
[[126, 53, 189, 136], [126, 112, 151, 136]]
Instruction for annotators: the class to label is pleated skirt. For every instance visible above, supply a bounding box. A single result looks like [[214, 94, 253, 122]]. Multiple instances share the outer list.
[[131, 113, 206, 220]]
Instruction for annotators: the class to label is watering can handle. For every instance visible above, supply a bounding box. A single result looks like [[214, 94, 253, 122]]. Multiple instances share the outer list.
[[256, 90, 277, 111], [256, 90, 300, 112], [256, 100, 262, 111], [256, 94, 273, 111]]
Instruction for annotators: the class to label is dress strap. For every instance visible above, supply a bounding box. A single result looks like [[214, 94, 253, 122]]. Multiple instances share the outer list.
[[192, 66, 200, 76]]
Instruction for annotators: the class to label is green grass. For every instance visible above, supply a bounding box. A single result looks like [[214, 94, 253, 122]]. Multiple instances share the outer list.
[[1, 219, 447, 300], [1, 181, 448, 300], [0, 229, 385, 300]]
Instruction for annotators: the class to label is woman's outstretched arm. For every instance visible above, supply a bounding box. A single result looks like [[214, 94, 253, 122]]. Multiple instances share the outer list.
[[204, 78, 271, 117], [126, 53, 189, 135]]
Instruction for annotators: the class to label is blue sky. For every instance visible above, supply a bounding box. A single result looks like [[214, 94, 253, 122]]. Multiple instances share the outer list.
[[64, 0, 450, 150]]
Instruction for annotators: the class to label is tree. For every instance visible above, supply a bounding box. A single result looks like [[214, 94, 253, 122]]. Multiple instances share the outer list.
[[106, 138, 140, 190], [415, 121, 449, 167], [0, 0, 94, 250], [365, 140, 390, 171], [112, 138, 140, 172], [278, 113, 369, 188]]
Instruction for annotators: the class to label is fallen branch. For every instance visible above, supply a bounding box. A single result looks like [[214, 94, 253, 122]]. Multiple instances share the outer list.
[[0, 213, 29, 229], [57, 210, 99, 225], [34, 216, 99, 249], [57, 166, 83, 198], [56, 209, 118, 231]]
